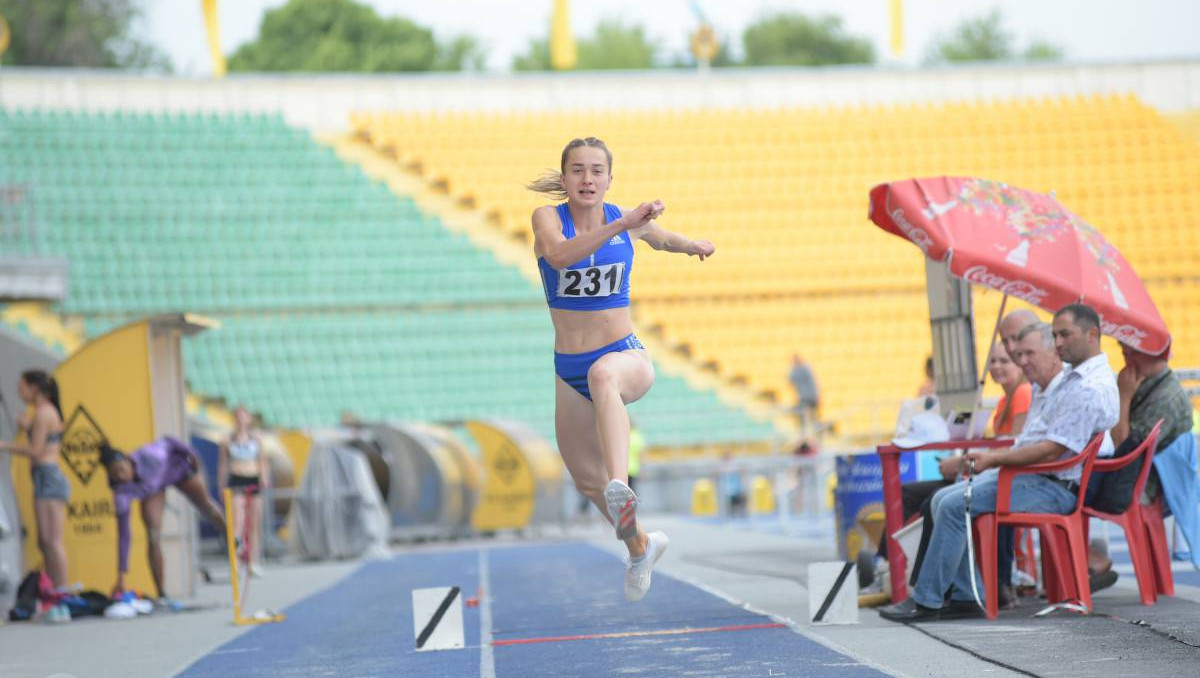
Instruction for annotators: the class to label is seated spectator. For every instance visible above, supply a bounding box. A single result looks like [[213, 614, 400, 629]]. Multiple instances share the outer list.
[[881, 304, 1118, 622], [1085, 339, 1194, 584], [876, 311, 1037, 604], [989, 342, 1032, 438], [981, 339, 1033, 604]]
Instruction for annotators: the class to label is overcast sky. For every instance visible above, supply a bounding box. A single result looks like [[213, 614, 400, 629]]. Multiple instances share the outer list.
[[142, 0, 1200, 75]]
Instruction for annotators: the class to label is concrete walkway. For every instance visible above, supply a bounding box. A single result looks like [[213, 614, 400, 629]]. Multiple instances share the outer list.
[[1, 514, 1197, 678]]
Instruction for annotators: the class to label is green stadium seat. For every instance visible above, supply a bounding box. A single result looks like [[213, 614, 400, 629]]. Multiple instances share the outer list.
[[1, 106, 778, 447]]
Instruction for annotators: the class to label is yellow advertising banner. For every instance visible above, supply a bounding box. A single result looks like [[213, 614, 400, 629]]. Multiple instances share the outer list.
[[467, 421, 537, 531], [276, 429, 313, 487]]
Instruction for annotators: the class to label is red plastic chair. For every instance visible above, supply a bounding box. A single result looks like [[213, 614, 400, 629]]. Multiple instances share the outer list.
[[1083, 420, 1163, 605], [973, 434, 1105, 619], [1142, 493, 1176, 597]]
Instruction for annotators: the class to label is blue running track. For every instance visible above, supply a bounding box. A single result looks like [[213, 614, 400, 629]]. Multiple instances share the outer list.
[[175, 543, 890, 678]]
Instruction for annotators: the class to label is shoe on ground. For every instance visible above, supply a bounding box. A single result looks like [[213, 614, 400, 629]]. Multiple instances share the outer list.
[[1016, 584, 1038, 598], [1012, 569, 1037, 588], [104, 602, 137, 620], [998, 583, 1017, 610], [940, 598, 986, 620], [44, 603, 71, 624], [1089, 569, 1119, 593], [625, 531, 669, 602], [878, 597, 941, 622]]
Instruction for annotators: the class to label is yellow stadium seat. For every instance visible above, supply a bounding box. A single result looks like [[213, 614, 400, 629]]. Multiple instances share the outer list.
[[355, 95, 1200, 441]]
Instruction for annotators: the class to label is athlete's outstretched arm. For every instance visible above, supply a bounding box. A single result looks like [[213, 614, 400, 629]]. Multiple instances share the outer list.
[[629, 218, 715, 261], [533, 201, 663, 269]]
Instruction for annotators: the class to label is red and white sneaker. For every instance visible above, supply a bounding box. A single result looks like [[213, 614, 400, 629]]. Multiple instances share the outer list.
[[604, 479, 639, 541]]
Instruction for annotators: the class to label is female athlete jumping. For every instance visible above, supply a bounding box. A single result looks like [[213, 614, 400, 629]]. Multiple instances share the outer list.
[[529, 137, 715, 601]]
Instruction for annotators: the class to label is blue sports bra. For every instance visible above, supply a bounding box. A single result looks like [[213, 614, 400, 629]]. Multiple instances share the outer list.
[[537, 203, 633, 311]]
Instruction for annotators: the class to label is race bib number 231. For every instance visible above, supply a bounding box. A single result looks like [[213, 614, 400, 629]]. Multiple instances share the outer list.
[[557, 262, 625, 298]]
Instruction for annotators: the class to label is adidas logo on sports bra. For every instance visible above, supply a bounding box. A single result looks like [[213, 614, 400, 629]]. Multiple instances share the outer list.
[[608, 235, 625, 246]]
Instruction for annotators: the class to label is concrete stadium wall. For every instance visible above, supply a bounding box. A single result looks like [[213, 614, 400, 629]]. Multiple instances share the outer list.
[[1, 59, 1198, 133]]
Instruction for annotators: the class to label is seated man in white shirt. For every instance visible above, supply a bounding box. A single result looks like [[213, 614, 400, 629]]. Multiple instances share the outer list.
[[881, 304, 1119, 621]]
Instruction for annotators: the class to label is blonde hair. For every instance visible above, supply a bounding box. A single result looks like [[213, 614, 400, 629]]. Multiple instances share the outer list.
[[526, 137, 613, 200], [990, 342, 1027, 432]]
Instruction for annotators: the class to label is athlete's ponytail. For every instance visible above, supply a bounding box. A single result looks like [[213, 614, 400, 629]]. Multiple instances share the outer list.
[[99, 443, 123, 467], [527, 137, 613, 200], [21, 369, 62, 418], [99, 442, 130, 487], [526, 170, 568, 200]]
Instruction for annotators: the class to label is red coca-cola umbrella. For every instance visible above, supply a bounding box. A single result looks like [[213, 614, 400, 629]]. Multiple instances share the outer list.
[[868, 176, 1170, 356]]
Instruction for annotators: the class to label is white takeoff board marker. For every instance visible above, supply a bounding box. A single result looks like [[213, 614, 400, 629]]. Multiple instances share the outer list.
[[413, 586, 465, 651]]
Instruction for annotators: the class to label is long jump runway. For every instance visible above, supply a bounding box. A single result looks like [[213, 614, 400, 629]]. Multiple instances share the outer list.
[[174, 543, 889, 678]]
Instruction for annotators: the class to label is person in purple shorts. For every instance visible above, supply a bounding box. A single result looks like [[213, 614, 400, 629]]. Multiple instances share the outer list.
[[100, 437, 226, 599]]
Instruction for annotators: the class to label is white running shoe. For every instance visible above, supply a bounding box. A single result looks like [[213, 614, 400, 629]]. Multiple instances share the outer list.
[[625, 531, 669, 602], [604, 479, 639, 541]]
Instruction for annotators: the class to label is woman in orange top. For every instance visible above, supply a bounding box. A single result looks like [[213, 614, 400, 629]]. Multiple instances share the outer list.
[[988, 343, 1032, 437], [987, 341, 1034, 607]]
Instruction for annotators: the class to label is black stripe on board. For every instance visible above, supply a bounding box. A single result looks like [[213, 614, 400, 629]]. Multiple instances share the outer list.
[[812, 563, 854, 623], [416, 586, 461, 649]]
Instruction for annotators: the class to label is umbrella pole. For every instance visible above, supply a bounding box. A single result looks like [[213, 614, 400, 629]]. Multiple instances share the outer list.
[[969, 294, 1008, 435]]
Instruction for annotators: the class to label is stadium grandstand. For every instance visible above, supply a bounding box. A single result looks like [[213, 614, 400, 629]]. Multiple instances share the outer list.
[[0, 106, 776, 451], [3, 62, 1197, 450], [2, 3, 1200, 676]]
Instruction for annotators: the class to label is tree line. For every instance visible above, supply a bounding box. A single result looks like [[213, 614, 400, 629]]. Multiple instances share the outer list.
[[0, 0, 1063, 73]]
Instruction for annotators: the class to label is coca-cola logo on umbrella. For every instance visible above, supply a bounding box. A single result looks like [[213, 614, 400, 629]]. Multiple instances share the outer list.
[[963, 266, 1049, 305], [1102, 321, 1147, 349], [889, 208, 933, 254]]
